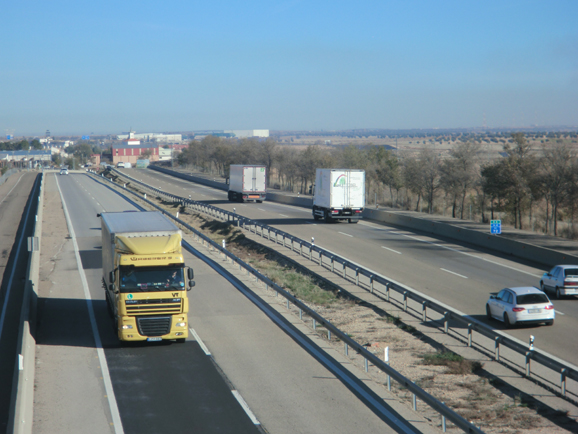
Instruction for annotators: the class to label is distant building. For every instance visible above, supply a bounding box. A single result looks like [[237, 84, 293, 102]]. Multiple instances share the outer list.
[[116, 130, 182, 143], [0, 150, 52, 167], [225, 129, 269, 138], [112, 141, 159, 165]]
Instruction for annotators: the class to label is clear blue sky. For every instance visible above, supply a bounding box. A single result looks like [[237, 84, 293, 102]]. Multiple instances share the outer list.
[[2, 1, 577, 136]]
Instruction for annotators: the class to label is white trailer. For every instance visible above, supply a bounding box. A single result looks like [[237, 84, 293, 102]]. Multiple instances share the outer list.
[[228, 165, 267, 202], [313, 169, 365, 223]]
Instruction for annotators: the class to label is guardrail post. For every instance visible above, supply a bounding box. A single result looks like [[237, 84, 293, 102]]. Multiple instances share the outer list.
[[370, 275, 374, 294], [442, 403, 447, 432], [299, 241, 302, 256], [525, 351, 533, 377], [364, 358, 368, 372], [313, 319, 316, 330], [282, 234, 285, 247], [319, 251, 323, 267], [561, 368, 568, 396], [309, 245, 312, 261], [467, 324, 473, 347], [299, 309, 302, 320], [327, 329, 331, 341], [342, 263, 346, 278], [355, 268, 359, 286], [495, 337, 501, 361], [413, 394, 417, 411], [443, 312, 449, 333], [422, 301, 427, 322], [331, 256, 334, 272], [385, 282, 390, 301], [345, 343, 348, 356], [403, 291, 408, 312], [286, 299, 290, 309]]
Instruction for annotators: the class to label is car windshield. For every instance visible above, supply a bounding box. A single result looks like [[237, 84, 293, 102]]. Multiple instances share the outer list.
[[119, 266, 184, 293], [516, 293, 549, 305], [564, 268, 578, 277]]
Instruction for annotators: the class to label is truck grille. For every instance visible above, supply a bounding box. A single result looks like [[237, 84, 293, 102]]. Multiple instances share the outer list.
[[125, 298, 182, 315], [136, 316, 172, 337]]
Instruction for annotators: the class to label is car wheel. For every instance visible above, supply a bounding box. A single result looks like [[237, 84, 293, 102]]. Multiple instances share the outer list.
[[324, 211, 331, 223], [540, 281, 545, 291], [504, 313, 513, 328], [555, 287, 562, 299], [486, 305, 492, 320]]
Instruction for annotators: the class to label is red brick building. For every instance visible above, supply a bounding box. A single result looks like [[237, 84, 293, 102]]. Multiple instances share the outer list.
[[112, 142, 160, 165]]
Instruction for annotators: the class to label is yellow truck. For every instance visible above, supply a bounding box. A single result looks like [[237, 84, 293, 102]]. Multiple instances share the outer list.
[[98, 211, 195, 343]]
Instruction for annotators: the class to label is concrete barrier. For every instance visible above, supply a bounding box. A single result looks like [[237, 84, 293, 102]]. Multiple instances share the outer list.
[[363, 208, 578, 267], [8, 174, 43, 434], [149, 166, 578, 268]]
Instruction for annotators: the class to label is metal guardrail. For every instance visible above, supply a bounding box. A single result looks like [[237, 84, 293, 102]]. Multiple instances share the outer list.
[[93, 169, 490, 433], [107, 168, 578, 398]]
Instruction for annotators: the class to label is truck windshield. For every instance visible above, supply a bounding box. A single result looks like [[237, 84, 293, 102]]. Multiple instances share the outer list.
[[119, 266, 184, 293]]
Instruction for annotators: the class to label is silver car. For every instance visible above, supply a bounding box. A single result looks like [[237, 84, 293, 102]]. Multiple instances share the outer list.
[[59, 168, 68, 175], [486, 287, 554, 327], [540, 265, 578, 299]]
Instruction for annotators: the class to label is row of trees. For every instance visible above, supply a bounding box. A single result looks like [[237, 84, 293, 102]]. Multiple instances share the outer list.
[[176, 134, 578, 238], [0, 139, 44, 151]]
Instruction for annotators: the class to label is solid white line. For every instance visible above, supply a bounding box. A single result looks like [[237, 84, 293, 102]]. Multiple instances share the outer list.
[[440, 268, 468, 279], [232, 390, 260, 425], [338, 232, 353, 237], [0, 176, 33, 341], [257, 208, 266, 211], [279, 214, 289, 217], [382, 246, 402, 254], [401, 234, 542, 278], [0, 173, 24, 207], [557, 311, 565, 315], [189, 327, 211, 355], [56, 177, 124, 434], [305, 222, 317, 225]]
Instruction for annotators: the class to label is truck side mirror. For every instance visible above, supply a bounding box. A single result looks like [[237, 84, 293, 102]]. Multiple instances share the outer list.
[[188, 280, 195, 290], [109, 271, 115, 284], [187, 267, 194, 280]]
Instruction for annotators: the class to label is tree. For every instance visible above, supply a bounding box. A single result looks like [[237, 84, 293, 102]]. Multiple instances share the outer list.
[[31, 139, 43, 150]]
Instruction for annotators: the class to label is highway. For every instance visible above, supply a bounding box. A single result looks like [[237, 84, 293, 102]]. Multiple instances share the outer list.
[[32, 172, 424, 434], [0, 172, 39, 432], [123, 168, 578, 365]]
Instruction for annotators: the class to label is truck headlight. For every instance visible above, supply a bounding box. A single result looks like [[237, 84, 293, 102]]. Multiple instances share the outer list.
[[122, 324, 133, 330], [176, 322, 186, 327]]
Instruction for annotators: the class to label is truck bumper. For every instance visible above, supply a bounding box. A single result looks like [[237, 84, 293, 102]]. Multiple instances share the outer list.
[[118, 314, 189, 342]]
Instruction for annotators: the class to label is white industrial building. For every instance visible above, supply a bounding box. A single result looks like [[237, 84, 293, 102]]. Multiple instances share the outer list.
[[225, 129, 269, 138], [116, 131, 182, 142]]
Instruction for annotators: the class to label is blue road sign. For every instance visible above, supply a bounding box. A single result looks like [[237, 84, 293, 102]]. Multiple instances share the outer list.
[[6, 135, 12, 140], [490, 219, 501, 234], [82, 135, 90, 140]]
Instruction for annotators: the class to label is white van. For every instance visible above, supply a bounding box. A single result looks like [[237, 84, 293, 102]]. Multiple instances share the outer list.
[[116, 162, 125, 168]]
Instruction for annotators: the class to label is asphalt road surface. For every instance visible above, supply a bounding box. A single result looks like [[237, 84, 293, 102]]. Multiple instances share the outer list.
[[0, 171, 40, 433], [123, 168, 578, 366], [34, 172, 423, 434]]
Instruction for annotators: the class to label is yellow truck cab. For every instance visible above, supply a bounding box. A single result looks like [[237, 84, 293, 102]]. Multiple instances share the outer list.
[[98, 211, 194, 343]]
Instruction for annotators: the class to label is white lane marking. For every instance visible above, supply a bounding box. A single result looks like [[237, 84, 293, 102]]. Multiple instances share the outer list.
[[279, 214, 289, 217], [56, 178, 124, 434], [0, 176, 33, 340], [232, 390, 261, 425], [189, 327, 211, 355], [0, 173, 24, 206], [338, 232, 353, 237], [557, 311, 565, 315], [441, 268, 468, 279], [399, 233, 543, 278], [382, 246, 402, 254], [258, 208, 266, 211]]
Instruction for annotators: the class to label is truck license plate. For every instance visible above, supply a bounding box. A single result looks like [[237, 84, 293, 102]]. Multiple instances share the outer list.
[[147, 337, 162, 342]]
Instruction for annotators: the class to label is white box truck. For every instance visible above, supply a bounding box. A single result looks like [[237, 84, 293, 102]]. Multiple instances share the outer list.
[[228, 165, 267, 202], [313, 169, 365, 223]]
